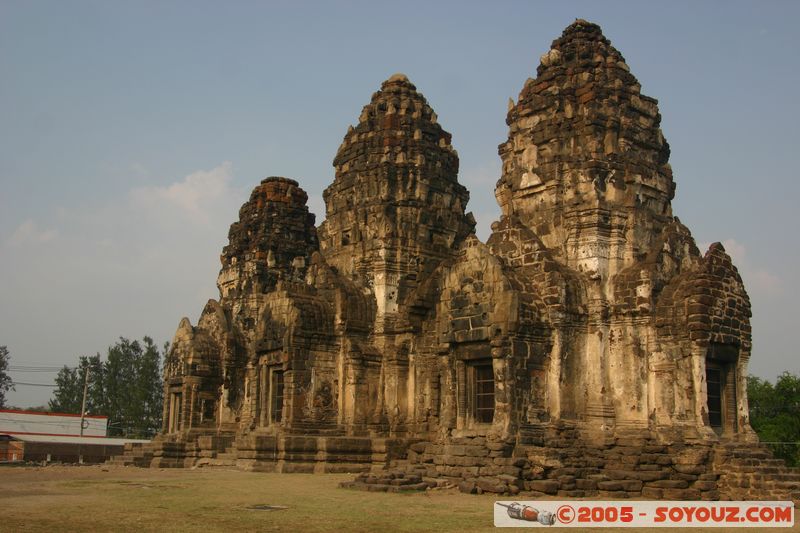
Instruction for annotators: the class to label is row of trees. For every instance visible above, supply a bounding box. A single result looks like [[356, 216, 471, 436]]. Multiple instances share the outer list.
[[747, 372, 800, 466], [49, 337, 166, 438]]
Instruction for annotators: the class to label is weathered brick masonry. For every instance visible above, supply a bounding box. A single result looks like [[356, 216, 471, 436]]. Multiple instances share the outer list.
[[112, 20, 799, 505]]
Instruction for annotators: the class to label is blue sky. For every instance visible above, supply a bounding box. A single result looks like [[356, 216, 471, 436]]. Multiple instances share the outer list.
[[1, 1, 798, 407]]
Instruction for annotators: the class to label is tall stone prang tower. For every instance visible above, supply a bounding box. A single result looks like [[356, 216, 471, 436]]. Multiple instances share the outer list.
[[490, 19, 754, 438], [319, 73, 474, 328], [497, 20, 674, 280], [118, 20, 799, 506]]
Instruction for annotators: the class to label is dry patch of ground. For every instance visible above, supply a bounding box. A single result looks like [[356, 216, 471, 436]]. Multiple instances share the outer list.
[[0, 465, 796, 532]]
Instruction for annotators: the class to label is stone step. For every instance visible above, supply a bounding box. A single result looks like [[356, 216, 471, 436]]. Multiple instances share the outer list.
[[729, 449, 771, 458], [196, 457, 237, 468], [724, 458, 786, 467], [339, 480, 429, 493], [518, 435, 544, 446]]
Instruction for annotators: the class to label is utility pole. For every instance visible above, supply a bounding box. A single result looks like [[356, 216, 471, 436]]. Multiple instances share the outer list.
[[78, 365, 89, 464]]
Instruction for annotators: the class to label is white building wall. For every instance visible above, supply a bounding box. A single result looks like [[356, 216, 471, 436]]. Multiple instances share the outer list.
[[0, 409, 108, 437]]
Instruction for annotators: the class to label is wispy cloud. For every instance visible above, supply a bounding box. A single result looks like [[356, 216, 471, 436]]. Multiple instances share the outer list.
[[129, 161, 235, 224], [7, 220, 58, 246]]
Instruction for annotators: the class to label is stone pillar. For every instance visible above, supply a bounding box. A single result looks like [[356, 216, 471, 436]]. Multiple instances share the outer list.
[[242, 364, 258, 429], [284, 368, 311, 429], [648, 351, 676, 429], [582, 308, 614, 434], [439, 355, 456, 431], [161, 384, 170, 433], [188, 384, 198, 429], [492, 340, 512, 438], [381, 354, 408, 430], [406, 353, 416, 427], [547, 330, 563, 420], [179, 385, 188, 432], [347, 359, 364, 428], [735, 350, 758, 442], [372, 363, 386, 424], [456, 360, 466, 430], [690, 344, 715, 439], [336, 344, 347, 427], [257, 364, 266, 428], [282, 370, 294, 428], [608, 325, 650, 430]]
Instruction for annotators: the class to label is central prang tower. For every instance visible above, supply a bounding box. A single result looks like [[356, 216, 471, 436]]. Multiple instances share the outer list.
[[497, 20, 674, 284], [318, 73, 474, 330]]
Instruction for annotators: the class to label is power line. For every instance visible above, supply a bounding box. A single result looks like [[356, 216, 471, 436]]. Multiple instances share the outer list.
[[10, 364, 103, 373], [9, 363, 69, 368], [8, 368, 62, 373], [9, 364, 67, 370], [9, 365, 63, 368], [10, 381, 57, 388], [0, 417, 97, 425]]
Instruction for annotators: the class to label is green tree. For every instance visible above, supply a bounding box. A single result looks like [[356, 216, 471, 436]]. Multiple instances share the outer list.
[[84, 353, 105, 415], [49, 337, 164, 438], [106, 338, 140, 436], [49, 355, 105, 415], [49, 365, 82, 413], [0, 345, 14, 408], [105, 338, 140, 437], [748, 372, 800, 466], [137, 337, 164, 436]]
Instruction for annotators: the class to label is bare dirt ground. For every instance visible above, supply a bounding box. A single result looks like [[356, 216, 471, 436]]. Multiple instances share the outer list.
[[0, 465, 796, 532]]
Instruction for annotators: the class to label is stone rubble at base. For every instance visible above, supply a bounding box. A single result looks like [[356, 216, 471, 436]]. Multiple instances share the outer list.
[[112, 20, 799, 505]]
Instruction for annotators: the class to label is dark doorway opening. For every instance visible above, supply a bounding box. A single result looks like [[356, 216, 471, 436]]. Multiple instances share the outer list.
[[706, 366, 723, 429]]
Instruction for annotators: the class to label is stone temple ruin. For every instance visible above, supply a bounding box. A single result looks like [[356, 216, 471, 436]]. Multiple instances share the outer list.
[[115, 20, 799, 503]]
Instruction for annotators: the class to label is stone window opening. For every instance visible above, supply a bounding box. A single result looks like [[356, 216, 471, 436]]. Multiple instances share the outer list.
[[705, 343, 738, 436], [258, 365, 285, 427], [468, 361, 495, 427], [200, 398, 216, 424]]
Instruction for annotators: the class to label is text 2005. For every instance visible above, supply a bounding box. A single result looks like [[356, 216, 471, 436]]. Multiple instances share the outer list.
[[577, 506, 634, 523]]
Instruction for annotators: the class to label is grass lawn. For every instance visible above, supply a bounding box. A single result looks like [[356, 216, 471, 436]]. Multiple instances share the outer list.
[[0, 465, 796, 532]]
